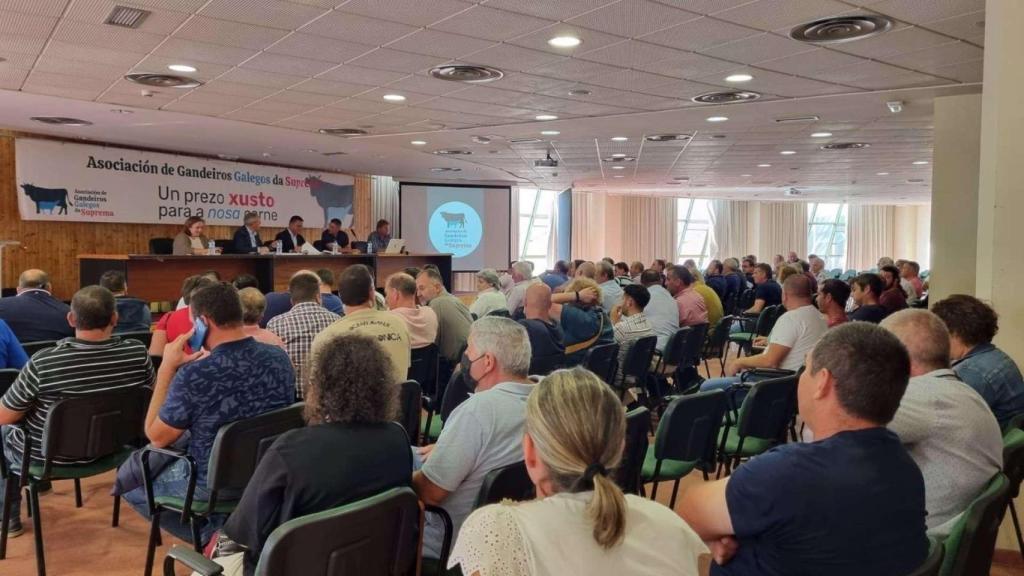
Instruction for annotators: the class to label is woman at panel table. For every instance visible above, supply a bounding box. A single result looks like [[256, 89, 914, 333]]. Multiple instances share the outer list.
[[172, 216, 218, 255]]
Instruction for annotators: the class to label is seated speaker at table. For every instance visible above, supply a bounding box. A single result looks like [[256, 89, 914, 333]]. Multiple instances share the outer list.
[[172, 216, 215, 256], [320, 218, 353, 251], [274, 215, 307, 253], [233, 211, 269, 254]]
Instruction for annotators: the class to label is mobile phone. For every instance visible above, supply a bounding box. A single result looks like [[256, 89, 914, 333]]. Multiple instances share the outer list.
[[189, 317, 209, 351]]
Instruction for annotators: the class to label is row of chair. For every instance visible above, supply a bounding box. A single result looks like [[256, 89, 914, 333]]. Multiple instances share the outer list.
[[16, 331, 154, 360]]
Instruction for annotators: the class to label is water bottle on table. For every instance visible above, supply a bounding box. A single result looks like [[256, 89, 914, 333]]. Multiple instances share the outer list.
[[275, 240, 282, 255], [207, 239, 216, 255]]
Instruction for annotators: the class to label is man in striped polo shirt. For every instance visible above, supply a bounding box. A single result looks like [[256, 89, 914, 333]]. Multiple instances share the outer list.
[[0, 285, 154, 537]]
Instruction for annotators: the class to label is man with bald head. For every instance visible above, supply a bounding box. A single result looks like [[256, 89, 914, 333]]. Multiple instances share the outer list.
[[880, 309, 1002, 536], [0, 269, 74, 342], [517, 283, 564, 358], [700, 274, 828, 395]]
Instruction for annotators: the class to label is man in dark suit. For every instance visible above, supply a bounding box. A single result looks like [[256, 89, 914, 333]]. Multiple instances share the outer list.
[[233, 211, 269, 254], [0, 269, 75, 342], [274, 215, 307, 253]]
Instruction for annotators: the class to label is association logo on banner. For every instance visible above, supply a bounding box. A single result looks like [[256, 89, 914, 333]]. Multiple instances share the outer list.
[[428, 201, 483, 258]]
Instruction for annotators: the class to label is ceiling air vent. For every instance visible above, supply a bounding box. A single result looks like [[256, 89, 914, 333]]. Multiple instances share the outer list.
[[645, 134, 690, 142], [125, 73, 201, 88], [820, 142, 871, 150], [31, 117, 93, 126], [429, 65, 504, 83], [692, 90, 760, 104], [431, 167, 462, 173], [105, 5, 151, 29], [433, 149, 472, 155], [318, 128, 368, 137], [775, 115, 820, 124], [603, 156, 636, 162], [508, 137, 542, 144], [790, 16, 893, 44], [321, 151, 347, 156]]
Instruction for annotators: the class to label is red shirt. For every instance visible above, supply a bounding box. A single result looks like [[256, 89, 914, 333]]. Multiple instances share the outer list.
[[156, 308, 194, 352]]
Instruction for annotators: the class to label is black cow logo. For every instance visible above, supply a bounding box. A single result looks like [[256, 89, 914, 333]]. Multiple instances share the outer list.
[[21, 184, 72, 214], [306, 176, 353, 225], [441, 211, 466, 228]]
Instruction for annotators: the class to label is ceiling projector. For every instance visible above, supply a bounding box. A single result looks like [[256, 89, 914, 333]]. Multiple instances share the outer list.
[[534, 151, 558, 168]]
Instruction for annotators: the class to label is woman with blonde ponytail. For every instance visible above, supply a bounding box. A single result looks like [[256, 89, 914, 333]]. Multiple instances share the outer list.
[[448, 367, 706, 575]]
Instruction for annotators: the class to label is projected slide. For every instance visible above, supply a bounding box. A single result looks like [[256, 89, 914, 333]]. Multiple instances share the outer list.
[[400, 184, 511, 271]]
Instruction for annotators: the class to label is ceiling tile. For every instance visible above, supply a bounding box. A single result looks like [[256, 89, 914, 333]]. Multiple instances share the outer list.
[[99, 91, 177, 109], [506, 23, 627, 56], [923, 10, 985, 44], [175, 16, 289, 49], [223, 107, 297, 124], [34, 55, 127, 81], [456, 43, 565, 73], [383, 74, 468, 96], [830, 26, 953, 59], [203, 79, 283, 98], [218, 67, 307, 89], [242, 52, 336, 76], [481, 0, 614, 21], [154, 38, 260, 66], [22, 83, 104, 100], [44, 40, 147, 69], [713, 0, 850, 31], [641, 16, 759, 51], [0, 9, 57, 36], [641, 79, 723, 99], [587, 69, 678, 91], [756, 48, 865, 75], [302, 12, 418, 44], [265, 34, 374, 63], [316, 65, 408, 86], [65, 0, 191, 34], [565, 0, 700, 38], [0, 33, 46, 56], [576, 40, 683, 68], [347, 48, 445, 74], [0, 66, 29, 89], [0, 52, 37, 69], [352, 87, 437, 106], [290, 78, 376, 97], [327, 98, 402, 114], [51, 19, 166, 52], [528, 58, 623, 83], [24, 69, 112, 90], [927, 59, 982, 83], [668, 0, 759, 15], [100, 0, 210, 12], [198, 0, 328, 29], [176, 89, 260, 106], [163, 100, 248, 115], [0, 0, 68, 17], [633, 51, 736, 79], [701, 33, 815, 64], [386, 29, 497, 59], [867, 0, 986, 25], [339, 0, 473, 27], [492, 73, 578, 94], [883, 41, 984, 73], [262, 90, 339, 106], [431, 6, 553, 42]]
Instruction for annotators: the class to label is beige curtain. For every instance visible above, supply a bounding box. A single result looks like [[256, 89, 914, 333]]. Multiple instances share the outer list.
[[710, 199, 749, 260], [847, 204, 896, 270], [620, 196, 677, 265], [370, 175, 399, 232], [571, 190, 607, 261], [757, 201, 807, 261]]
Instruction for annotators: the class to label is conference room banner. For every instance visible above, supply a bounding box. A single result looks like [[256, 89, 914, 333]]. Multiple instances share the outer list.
[[15, 138, 355, 228]]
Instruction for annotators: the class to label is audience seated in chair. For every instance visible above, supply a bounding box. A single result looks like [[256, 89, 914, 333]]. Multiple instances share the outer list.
[[817, 279, 850, 328], [506, 261, 539, 318], [471, 269, 509, 319], [743, 263, 781, 316], [848, 273, 889, 324], [665, 266, 709, 328], [313, 264, 410, 385], [549, 277, 611, 364], [640, 269, 680, 353], [703, 260, 728, 303], [0, 269, 74, 343], [1, 285, 154, 537], [611, 284, 655, 388], [385, 272, 438, 349], [932, 294, 1024, 429], [117, 282, 295, 546], [449, 367, 707, 575], [413, 317, 536, 561], [701, 275, 826, 396], [0, 319, 27, 370], [174, 270, 221, 311], [206, 333, 412, 576], [681, 322, 929, 576], [596, 261, 624, 315], [314, 268, 344, 316], [238, 288, 285, 350], [99, 270, 152, 334], [878, 265, 908, 316], [880, 309, 1003, 537], [690, 268, 724, 329], [900, 261, 925, 304], [149, 275, 217, 356], [416, 268, 472, 368], [518, 283, 565, 360], [268, 271, 340, 396], [230, 274, 259, 291]]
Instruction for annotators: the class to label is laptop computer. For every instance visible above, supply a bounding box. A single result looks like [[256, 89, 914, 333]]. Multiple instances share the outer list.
[[385, 238, 406, 254]]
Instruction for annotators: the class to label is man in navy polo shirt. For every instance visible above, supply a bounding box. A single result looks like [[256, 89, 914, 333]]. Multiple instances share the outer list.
[[0, 269, 74, 342]]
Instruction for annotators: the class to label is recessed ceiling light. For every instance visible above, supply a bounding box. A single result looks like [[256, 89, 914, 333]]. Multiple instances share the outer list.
[[741, 174, 752, 177], [725, 73, 753, 82], [613, 175, 624, 178], [758, 163, 772, 168], [913, 160, 929, 165], [876, 172, 889, 176], [168, 64, 197, 73], [541, 130, 560, 136], [611, 166, 625, 170], [780, 150, 796, 155], [811, 132, 832, 138], [382, 94, 406, 102], [410, 140, 427, 146], [612, 153, 626, 158], [535, 114, 558, 121], [568, 88, 591, 96], [261, 152, 273, 158], [548, 36, 582, 48], [303, 148, 318, 153], [706, 116, 728, 122], [319, 128, 368, 137], [611, 136, 628, 142]]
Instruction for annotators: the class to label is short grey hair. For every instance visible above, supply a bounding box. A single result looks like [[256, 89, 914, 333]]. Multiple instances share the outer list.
[[880, 309, 951, 371], [244, 211, 260, 225], [723, 257, 740, 271], [470, 316, 532, 377], [512, 261, 533, 280], [596, 260, 614, 281]]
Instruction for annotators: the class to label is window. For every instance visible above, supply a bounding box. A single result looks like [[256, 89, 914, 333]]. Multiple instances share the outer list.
[[807, 203, 847, 270], [676, 198, 713, 268], [517, 188, 557, 272]]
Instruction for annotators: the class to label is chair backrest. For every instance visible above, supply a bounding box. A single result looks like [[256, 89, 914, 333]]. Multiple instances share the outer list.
[[621, 335, 658, 384], [1002, 428, 1024, 498], [475, 461, 535, 508], [660, 327, 692, 367], [149, 237, 173, 255], [0, 368, 19, 396], [40, 387, 149, 477], [485, 308, 511, 318], [908, 537, 944, 576], [583, 342, 619, 385], [738, 288, 756, 310], [736, 373, 798, 441], [757, 305, 783, 336], [529, 353, 565, 376], [207, 403, 306, 491], [615, 406, 650, 495], [22, 340, 59, 357], [704, 316, 734, 356], [119, 330, 153, 348], [396, 380, 421, 443], [408, 344, 440, 397], [655, 390, 727, 465], [255, 487, 420, 576], [213, 239, 234, 254], [939, 472, 1011, 576], [679, 323, 708, 368], [351, 241, 368, 253]]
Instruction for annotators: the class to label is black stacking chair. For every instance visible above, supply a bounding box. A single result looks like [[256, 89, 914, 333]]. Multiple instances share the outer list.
[[396, 380, 421, 443], [0, 387, 149, 576], [717, 372, 798, 477], [703, 316, 734, 374], [214, 239, 234, 254], [351, 241, 369, 253], [475, 461, 534, 507], [1000, 422, 1024, 560], [583, 342, 619, 386], [118, 330, 153, 348], [408, 344, 440, 445], [162, 487, 421, 576], [140, 403, 305, 576], [939, 472, 1011, 576], [619, 336, 658, 398], [0, 369, 18, 396], [529, 353, 565, 376], [908, 537, 944, 576], [20, 341, 59, 358], [615, 407, 650, 496], [149, 238, 174, 255], [675, 323, 709, 393]]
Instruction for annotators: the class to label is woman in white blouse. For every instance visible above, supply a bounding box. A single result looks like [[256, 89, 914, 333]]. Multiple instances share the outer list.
[[449, 367, 707, 576], [470, 268, 509, 318]]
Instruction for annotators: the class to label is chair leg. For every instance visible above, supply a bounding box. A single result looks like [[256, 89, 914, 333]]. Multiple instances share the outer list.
[[669, 478, 681, 510], [190, 517, 202, 552], [0, 476, 13, 560], [144, 511, 161, 576], [650, 481, 659, 501], [111, 495, 120, 528], [24, 488, 31, 518], [1010, 501, 1023, 560], [74, 479, 83, 508], [29, 485, 45, 576]]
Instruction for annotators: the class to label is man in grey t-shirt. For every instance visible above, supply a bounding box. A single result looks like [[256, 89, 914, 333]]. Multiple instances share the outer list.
[[413, 316, 535, 559], [881, 309, 1003, 536]]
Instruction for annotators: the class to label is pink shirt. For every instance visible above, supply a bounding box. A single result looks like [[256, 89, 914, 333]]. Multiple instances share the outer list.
[[909, 276, 924, 297], [674, 286, 709, 327]]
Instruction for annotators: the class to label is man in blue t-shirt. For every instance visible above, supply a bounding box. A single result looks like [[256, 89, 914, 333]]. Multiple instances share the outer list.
[[120, 282, 295, 545], [681, 322, 928, 576]]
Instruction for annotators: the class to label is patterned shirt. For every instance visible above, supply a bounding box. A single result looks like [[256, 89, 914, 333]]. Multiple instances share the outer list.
[[267, 301, 339, 395], [613, 312, 654, 386], [1, 337, 154, 464]]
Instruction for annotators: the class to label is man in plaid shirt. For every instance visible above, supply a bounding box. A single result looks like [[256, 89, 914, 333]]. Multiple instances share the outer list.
[[268, 270, 340, 398]]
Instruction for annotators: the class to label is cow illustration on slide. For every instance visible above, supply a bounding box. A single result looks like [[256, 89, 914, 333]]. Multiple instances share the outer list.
[[20, 184, 72, 214], [441, 212, 466, 228], [306, 176, 354, 226]]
